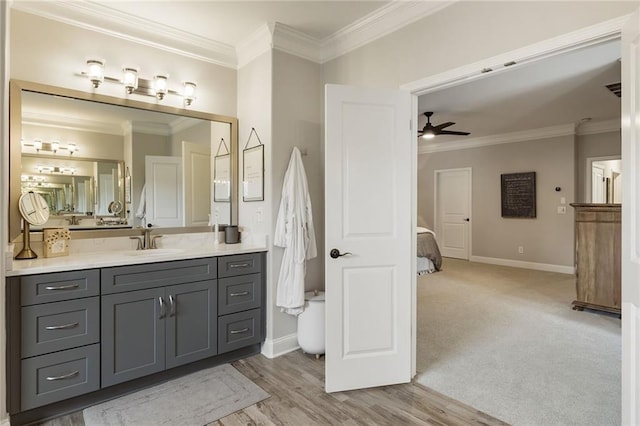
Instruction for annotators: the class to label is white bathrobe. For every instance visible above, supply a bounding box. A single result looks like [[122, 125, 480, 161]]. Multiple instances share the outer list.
[[275, 147, 317, 316]]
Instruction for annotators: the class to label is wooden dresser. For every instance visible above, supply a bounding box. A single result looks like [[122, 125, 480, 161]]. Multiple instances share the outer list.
[[570, 203, 621, 316]]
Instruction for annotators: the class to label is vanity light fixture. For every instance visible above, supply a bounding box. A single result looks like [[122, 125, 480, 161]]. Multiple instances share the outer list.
[[22, 139, 79, 156], [154, 75, 168, 100], [183, 82, 197, 106], [87, 59, 105, 88], [122, 67, 139, 94], [78, 60, 198, 105]]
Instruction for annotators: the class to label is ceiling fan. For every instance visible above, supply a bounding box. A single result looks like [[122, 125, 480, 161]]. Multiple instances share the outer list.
[[418, 112, 470, 139]]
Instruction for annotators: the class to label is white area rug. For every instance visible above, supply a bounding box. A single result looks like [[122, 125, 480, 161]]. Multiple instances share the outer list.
[[416, 259, 621, 426], [83, 364, 269, 426]]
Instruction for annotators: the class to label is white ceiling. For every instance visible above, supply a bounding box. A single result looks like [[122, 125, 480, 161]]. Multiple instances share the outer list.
[[13, 1, 622, 143]]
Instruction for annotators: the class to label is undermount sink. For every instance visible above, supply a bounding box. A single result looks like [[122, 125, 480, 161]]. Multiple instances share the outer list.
[[124, 248, 185, 257]]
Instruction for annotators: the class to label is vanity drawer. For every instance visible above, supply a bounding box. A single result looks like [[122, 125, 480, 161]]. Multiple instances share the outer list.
[[21, 344, 100, 411], [22, 297, 100, 358], [218, 309, 262, 354], [21, 270, 100, 306], [218, 274, 262, 315], [101, 257, 217, 294], [218, 253, 262, 278]]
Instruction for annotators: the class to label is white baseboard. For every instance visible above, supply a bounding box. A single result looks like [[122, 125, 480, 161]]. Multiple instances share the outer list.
[[470, 255, 575, 274], [261, 333, 300, 359], [0, 417, 9, 426]]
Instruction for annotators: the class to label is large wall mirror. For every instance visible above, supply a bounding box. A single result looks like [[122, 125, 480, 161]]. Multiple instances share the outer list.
[[9, 80, 238, 242]]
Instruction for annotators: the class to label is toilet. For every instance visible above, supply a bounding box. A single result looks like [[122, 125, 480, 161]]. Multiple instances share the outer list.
[[297, 290, 325, 358]]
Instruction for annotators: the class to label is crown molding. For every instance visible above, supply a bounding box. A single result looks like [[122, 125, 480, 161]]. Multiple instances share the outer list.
[[577, 118, 620, 135], [319, 0, 455, 63], [236, 23, 274, 69], [22, 112, 125, 136], [10, 1, 238, 69], [12, 0, 457, 69], [271, 23, 323, 63], [418, 123, 576, 154]]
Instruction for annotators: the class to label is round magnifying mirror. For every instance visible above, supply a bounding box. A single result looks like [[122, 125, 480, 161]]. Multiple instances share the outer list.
[[16, 191, 50, 260], [19, 191, 50, 225], [108, 200, 123, 215]]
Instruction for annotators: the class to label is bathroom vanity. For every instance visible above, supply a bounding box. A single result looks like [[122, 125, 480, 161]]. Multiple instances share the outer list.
[[6, 245, 266, 425]]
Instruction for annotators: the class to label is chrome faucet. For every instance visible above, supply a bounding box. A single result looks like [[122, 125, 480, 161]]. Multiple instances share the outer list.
[[64, 215, 80, 226], [130, 227, 162, 250]]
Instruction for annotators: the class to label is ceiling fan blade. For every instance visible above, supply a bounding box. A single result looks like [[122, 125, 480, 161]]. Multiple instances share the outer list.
[[437, 130, 470, 136], [434, 122, 455, 130]]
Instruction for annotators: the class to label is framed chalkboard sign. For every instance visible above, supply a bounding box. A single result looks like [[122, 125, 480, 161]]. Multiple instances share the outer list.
[[501, 172, 536, 218]]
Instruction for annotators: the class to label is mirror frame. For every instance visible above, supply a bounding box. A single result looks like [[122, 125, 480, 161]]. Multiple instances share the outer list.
[[9, 79, 239, 242]]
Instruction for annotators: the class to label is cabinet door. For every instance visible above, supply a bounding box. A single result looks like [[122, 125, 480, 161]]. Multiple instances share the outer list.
[[166, 281, 217, 369], [101, 287, 166, 387]]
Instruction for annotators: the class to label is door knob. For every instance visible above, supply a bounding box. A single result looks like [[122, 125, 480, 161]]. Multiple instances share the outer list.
[[330, 249, 352, 259], [464, 218, 470, 222]]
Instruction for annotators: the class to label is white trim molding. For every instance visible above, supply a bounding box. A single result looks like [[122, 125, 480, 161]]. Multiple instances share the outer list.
[[470, 256, 575, 275], [236, 23, 274, 69], [419, 123, 575, 155], [577, 118, 621, 135], [261, 333, 300, 359], [402, 14, 629, 96]]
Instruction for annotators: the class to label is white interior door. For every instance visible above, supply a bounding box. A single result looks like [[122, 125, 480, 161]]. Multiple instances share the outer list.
[[622, 7, 640, 425], [325, 84, 412, 393], [145, 156, 183, 227], [591, 164, 605, 203], [182, 141, 211, 227], [435, 168, 471, 260]]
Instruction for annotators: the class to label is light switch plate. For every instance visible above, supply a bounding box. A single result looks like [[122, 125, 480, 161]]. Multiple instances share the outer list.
[[560, 197, 566, 204]]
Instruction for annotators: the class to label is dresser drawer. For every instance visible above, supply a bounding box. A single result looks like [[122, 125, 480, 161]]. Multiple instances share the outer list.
[[21, 344, 100, 411], [218, 309, 262, 354], [218, 253, 262, 278], [218, 274, 261, 315], [22, 297, 100, 358], [21, 270, 100, 306], [101, 257, 217, 294]]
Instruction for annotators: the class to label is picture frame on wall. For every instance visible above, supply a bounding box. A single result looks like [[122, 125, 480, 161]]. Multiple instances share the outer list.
[[243, 144, 264, 202], [213, 154, 231, 202]]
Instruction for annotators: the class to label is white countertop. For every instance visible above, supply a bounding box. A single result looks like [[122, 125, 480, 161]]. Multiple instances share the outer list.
[[6, 236, 267, 277]]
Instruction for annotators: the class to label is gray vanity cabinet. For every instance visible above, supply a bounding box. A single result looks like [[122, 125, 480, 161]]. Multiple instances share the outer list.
[[100, 258, 218, 387], [7, 252, 265, 423]]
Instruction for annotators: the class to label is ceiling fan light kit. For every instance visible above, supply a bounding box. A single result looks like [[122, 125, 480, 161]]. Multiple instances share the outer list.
[[418, 111, 470, 139]]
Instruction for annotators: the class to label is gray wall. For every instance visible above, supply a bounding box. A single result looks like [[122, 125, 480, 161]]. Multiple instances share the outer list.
[[272, 50, 324, 293], [576, 130, 621, 202], [418, 135, 576, 267]]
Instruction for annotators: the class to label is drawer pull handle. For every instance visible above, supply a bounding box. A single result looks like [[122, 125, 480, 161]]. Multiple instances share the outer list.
[[230, 291, 250, 297], [230, 327, 250, 335], [46, 370, 79, 381], [229, 263, 251, 269], [45, 322, 79, 330], [44, 283, 80, 291]]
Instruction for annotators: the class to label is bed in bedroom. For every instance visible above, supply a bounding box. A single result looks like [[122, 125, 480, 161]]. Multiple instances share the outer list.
[[417, 227, 442, 275]]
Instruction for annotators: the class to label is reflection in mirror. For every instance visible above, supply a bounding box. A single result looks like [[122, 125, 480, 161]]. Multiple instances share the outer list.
[[10, 80, 238, 241]]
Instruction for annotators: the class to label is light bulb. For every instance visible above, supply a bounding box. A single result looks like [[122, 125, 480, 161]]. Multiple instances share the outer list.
[[183, 81, 196, 106], [123, 67, 138, 94], [154, 75, 168, 100], [87, 59, 104, 88]]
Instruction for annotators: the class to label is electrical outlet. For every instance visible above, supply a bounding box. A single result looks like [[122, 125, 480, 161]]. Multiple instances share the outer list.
[[256, 208, 263, 223], [518, 246, 524, 254], [557, 206, 567, 214]]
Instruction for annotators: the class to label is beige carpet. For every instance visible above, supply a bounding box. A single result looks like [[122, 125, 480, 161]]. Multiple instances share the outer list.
[[83, 364, 269, 426], [416, 258, 621, 426]]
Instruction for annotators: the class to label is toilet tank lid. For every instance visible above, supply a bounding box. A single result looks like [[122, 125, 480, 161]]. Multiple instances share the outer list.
[[305, 291, 325, 302]]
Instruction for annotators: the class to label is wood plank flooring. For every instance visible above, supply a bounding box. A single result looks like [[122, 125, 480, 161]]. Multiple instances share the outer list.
[[37, 350, 507, 426]]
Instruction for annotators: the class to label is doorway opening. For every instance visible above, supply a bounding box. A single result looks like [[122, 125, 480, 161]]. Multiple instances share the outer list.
[[406, 24, 623, 425]]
